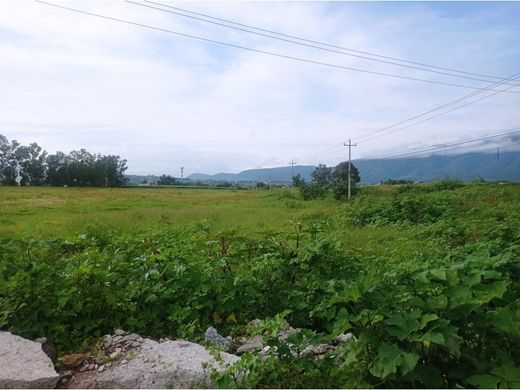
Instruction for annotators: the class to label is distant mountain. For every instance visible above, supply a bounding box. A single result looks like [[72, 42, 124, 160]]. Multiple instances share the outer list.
[[188, 151, 520, 184]]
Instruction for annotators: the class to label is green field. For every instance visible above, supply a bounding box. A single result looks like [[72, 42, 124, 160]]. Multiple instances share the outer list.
[[0, 186, 334, 237], [1, 182, 519, 388]]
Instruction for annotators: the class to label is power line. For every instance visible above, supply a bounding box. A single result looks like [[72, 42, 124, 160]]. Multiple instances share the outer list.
[[142, 0, 512, 83], [127, 0, 519, 87], [357, 72, 520, 143], [373, 127, 520, 160], [35, 0, 520, 93]]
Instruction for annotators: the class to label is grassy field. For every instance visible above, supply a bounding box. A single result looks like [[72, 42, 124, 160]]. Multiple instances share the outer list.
[[1, 182, 520, 387], [0, 186, 335, 238]]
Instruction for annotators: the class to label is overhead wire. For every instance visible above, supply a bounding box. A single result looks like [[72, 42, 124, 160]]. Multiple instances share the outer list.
[[127, 0, 519, 87], [372, 127, 520, 160], [35, 0, 520, 93], [142, 0, 512, 83], [357, 72, 520, 143]]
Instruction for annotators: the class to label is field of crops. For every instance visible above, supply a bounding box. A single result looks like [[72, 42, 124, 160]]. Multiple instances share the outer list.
[[1, 181, 519, 388]]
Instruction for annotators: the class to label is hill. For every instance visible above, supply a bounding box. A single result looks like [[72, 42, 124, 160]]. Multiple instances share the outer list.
[[187, 151, 520, 184]]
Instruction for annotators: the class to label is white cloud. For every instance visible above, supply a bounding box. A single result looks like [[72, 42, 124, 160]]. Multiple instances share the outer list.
[[0, 0, 518, 175]]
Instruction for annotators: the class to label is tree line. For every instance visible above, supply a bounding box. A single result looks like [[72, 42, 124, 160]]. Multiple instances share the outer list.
[[293, 161, 361, 200], [0, 134, 128, 187]]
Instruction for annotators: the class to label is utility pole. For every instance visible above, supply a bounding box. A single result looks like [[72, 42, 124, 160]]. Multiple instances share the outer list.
[[180, 167, 184, 179], [289, 160, 296, 186], [344, 139, 357, 199]]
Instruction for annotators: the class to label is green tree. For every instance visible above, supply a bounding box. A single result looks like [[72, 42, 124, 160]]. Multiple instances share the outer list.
[[157, 175, 177, 185], [15, 143, 47, 186], [0, 134, 21, 185], [311, 164, 332, 186], [292, 174, 305, 187], [332, 161, 360, 184]]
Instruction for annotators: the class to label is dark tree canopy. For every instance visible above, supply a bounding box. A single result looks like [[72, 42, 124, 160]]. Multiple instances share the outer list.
[[0, 134, 128, 187], [311, 164, 332, 186], [332, 161, 360, 184]]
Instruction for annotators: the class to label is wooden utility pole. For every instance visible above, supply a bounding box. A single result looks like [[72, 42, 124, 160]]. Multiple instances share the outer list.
[[344, 139, 357, 199], [289, 160, 296, 186]]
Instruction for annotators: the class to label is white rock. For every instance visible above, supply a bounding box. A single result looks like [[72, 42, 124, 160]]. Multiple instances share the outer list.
[[236, 335, 264, 354], [334, 332, 355, 345], [67, 339, 239, 388], [0, 331, 59, 388]]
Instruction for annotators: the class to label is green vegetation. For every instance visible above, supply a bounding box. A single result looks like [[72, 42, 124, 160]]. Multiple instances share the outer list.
[[0, 134, 127, 187], [1, 181, 519, 388]]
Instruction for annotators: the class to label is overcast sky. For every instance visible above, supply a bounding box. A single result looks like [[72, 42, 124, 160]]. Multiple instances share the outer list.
[[1, 1, 519, 175]]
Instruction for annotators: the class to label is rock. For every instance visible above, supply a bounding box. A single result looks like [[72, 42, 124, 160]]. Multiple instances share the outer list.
[[61, 370, 74, 379], [98, 365, 105, 373], [334, 332, 355, 345], [204, 327, 230, 349], [67, 339, 239, 388], [109, 352, 120, 360], [103, 334, 113, 349], [0, 331, 60, 388], [123, 333, 140, 342], [301, 344, 334, 357], [236, 335, 264, 354], [35, 337, 58, 363], [247, 319, 262, 327], [59, 353, 90, 369], [131, 341, 141, 348], [114, 329, 126, 336], [112, 335, 123, 344], [277, 327, 300, 341], [79, 366, 87, 373]]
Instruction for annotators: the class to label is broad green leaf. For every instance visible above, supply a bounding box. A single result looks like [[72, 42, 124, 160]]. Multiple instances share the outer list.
[[400, 352, 419, 375], [491, 365, 520, 383], [488, 307, 520, 338], [369, 343, 402, 379], [467, 374, 499, 389], [385, 311, 421, 340], [426, 295, 448, 310]]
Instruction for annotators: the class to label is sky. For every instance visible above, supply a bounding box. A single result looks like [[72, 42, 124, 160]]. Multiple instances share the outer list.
[[0, 1, 519, 176]]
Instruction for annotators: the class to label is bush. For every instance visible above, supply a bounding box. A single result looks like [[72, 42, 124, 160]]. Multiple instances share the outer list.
[[299, 183, 327, 200]]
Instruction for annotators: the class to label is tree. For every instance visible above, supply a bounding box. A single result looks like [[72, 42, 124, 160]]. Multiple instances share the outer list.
[[46, 151, 70, 186], [0, 134, 20, 185], [311, 164, 332, 186], [331, 161, 361, 200], [292, 174, 305, 187], [157, 175, 177, 186], [15, 143, 47, 186], [332, 161, 360, 184]]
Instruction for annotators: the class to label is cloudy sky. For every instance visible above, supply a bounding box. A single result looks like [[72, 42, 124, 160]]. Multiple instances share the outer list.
[[1, 1, 519, 175]]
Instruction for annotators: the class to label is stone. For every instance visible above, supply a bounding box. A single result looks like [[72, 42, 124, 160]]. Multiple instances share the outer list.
[[103, 334, 113, 349], [113, 335, 123, 344], [67, 339, 239, 388], [277, 327, 300, 341], [110, 352, 120, 360], [79, 366, 87, 373], [0, 331, 60, 388], [204, 327, 230, 348], [114, 329, 126, 336], [247, 319, 262, 327], [300, 344, 334, 357], [236, 335, 264, 354], [131, 341, 141, 348], [59, 353, 90, 369], [98, 365, 105, 372], [123, 333, 140, 342], [334, 332, 355, 345], [35, 337, 58, 363]]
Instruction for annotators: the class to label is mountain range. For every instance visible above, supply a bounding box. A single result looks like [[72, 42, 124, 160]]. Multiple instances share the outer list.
[[187, 151, 520, 184]]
